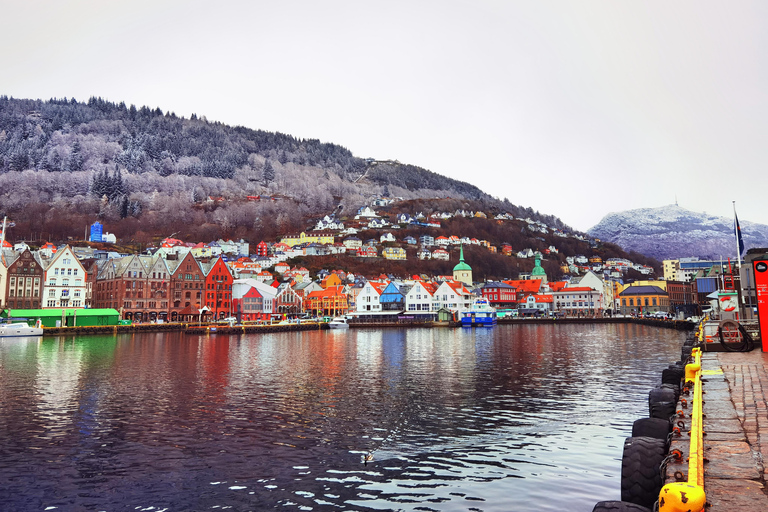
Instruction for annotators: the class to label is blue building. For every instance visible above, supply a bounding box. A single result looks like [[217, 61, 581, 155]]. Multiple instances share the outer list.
[[89, 222, 103, 242]]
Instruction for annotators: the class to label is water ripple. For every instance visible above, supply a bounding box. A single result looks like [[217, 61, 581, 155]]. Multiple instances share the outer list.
[[0, 324, 684, 511]]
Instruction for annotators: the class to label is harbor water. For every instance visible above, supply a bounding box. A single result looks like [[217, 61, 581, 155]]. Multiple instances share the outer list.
[[0, 324, 685, 511]]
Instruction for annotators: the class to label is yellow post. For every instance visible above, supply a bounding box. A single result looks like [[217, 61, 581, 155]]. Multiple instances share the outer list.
[[659, 347, 706, 511]]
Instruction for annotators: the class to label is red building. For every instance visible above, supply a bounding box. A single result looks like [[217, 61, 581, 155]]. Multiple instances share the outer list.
[[167, 252, 207, 322], [92, 254, 170, 322], [480, 281, 517, 307], [202, 256, 234, 320], [233, 286, 266, 322]]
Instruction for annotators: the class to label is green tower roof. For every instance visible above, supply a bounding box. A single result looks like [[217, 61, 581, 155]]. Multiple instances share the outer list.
[[453, 245, 472, 271]]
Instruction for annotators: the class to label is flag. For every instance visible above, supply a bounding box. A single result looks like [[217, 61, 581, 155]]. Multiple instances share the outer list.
[[735, 212, 745, 256]]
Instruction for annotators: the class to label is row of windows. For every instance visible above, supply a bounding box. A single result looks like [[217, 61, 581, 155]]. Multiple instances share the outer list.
[[622, 298, 667, 307], [9, 277, 40, 286], [48, 290, 81, 297], [206, 292, 231, 300], [408, 304, 435, 311], [46, 299, 82, 307], [9, 289, 40, 297], [53, 268, 78, 276]]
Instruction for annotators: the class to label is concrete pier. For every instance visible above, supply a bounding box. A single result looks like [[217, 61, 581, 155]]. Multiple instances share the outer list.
[[666, 350, 768, 510]]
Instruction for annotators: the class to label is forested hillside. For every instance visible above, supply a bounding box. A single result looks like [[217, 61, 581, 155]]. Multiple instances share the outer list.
[[0, 96, 566, 244]]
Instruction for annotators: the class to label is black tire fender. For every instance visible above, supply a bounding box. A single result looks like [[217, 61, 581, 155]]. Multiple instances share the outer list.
[[620, 436, 667, 508], [592, 501, 653, 512]]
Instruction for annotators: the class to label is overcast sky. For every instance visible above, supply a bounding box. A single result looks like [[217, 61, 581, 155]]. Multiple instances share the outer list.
[[2, 1, 766, 231]]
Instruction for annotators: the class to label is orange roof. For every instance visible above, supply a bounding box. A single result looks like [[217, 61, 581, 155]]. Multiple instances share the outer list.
[[367, 282, 388, 295], [421, 282, 439, 295], [504, 279, 542, 294], [306, 285, 346, 299], [548, 281, 569, 292], [445, 281, 468, 294]]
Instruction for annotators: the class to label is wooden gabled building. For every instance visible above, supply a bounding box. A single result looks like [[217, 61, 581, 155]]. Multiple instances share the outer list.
[[93, 254, 171, 322], [166, 251, 207, 322], [3, 248, 44, 310], [201, 256, 234, 320]]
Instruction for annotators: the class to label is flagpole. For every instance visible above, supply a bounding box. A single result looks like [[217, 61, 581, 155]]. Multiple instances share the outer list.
[[733, 201, 741, 268]]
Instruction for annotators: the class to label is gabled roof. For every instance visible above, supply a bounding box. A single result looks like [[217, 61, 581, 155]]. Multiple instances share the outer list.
[[548, 281, 569, 292], [504, 279, 542, 294]]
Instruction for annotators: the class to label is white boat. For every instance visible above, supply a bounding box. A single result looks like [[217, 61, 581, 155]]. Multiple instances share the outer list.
[[328, 317, 350, 329], [0, 320, 43, 337]]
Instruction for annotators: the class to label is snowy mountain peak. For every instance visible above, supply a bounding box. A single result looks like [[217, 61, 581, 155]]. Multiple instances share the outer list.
[[587, 204, 768, 261]]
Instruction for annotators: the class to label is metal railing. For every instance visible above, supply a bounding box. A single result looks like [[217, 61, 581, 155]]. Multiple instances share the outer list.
[[658, 347, 706, 511]]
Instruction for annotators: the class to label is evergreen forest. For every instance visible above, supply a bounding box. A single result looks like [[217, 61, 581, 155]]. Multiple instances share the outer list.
[[0, 96, 566, 245]]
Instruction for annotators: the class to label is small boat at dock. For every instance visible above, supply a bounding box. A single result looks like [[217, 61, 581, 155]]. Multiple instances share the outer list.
[[328, 317, 350, 329], [0, 320, 43, 337], [461, 299, 497, 327]]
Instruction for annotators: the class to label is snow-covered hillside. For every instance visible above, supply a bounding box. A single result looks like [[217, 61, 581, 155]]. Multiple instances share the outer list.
[[587, 204, 768, 261]]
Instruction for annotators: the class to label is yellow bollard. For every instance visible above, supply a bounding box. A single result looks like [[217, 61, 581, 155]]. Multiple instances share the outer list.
[[685, 363, 700, 384], [658, 482, 706, 512]]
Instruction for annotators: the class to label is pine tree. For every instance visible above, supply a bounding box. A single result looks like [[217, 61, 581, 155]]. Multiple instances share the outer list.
[[262, 159, 275, 186], [68, 141, 83, 172], [119, 196, 129, 218], [91, 168, 109, 197], [110, 167, 126, 200]]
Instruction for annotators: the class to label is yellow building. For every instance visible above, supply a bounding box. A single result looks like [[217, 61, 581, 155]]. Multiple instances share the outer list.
[[663, 259, 679, 281], [280, 231, 336, 248], [618, 285, 669, 315], [382, 247, 407, 260]]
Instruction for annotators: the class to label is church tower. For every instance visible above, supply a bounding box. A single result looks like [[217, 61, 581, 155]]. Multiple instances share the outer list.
[[452, 245, 473, 286], [531, 254, 548, 284]]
